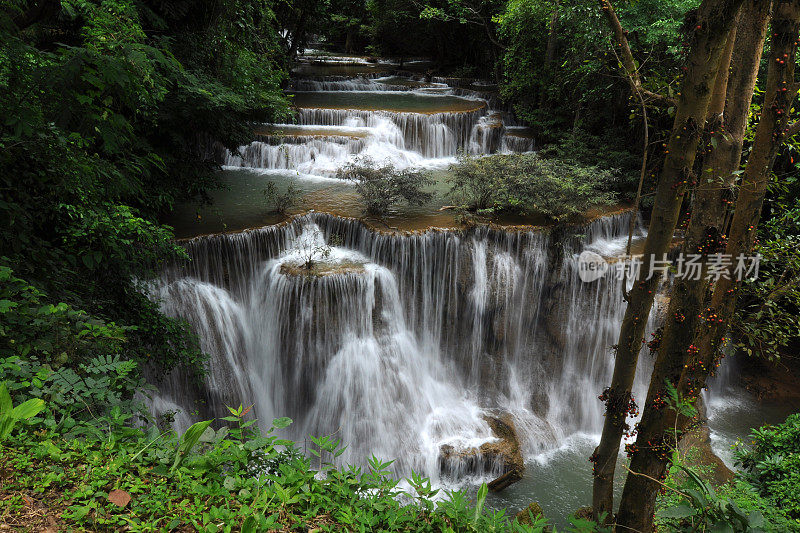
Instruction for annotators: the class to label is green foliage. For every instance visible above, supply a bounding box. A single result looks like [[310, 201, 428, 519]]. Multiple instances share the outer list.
[[734, 414, 800, 522], [0, 0, 290, 379], [0, 383, 608, 532], [497, 0, 694, 134], [0, 382, 45, 442], [336, 157, 435, 216], [654, 385, 789, 532], [657, 465, 767, 532], [538, 131, 643, 199], [448, 153, 617, 221], [263, 178, 303, 214], [0, 264, 127, 362], [730, 175, 800, 362]]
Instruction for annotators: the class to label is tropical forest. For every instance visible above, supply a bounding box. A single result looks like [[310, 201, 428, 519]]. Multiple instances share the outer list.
[[2, 0, 800, 531]]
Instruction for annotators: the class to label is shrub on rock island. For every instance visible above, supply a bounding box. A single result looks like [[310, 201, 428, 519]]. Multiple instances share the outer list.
[[448, 153, 617, 221]]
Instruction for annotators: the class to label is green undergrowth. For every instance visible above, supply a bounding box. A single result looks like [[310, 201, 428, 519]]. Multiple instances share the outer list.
[[656, 459, 797, 532], [0, 401, 603, 532]]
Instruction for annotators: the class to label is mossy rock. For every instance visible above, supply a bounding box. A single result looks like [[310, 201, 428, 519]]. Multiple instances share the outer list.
[[573, 506, 593, 522], [279, 260, 365, 277], [515, 502, 544, 526]]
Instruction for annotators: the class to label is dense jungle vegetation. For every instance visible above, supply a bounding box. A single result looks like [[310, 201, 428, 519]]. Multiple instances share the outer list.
[[2, 0, 800, 531]]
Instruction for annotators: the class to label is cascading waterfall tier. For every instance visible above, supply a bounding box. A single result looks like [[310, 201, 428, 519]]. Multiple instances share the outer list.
[[296, 108, 484, 159], [148, 210, 656, 483], [224, 68, 534, 176], [224, 135, 367, 171]]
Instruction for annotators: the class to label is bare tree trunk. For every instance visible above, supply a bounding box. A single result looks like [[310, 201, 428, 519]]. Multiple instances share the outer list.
[[591, 0, 745, 523], [614, 4, 772, 532], [694, 0, 800, 391]]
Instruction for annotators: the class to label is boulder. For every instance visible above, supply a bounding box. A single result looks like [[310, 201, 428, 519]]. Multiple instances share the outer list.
[[515, 502, 544, 526], [677, 396, 734, 486], [438, 412, 525, 492], [481, 414, 525, 480], [573, 506, 594, 522]]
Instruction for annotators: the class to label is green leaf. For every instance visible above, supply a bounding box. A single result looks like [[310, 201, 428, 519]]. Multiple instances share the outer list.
[[272, 417, 292, 429], [11, 398, 45, 420], [171, 419, 213, 472], [657, 503, 697, 519], [0, 383, 11, 415], [473, 483, 488, 523], [241, 516, 257, 533], [710, 521, 735, 533]]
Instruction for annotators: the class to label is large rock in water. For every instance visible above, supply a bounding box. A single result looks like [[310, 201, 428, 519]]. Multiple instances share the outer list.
[[679, 397, 734, 486], [438, 413, 525, 491]]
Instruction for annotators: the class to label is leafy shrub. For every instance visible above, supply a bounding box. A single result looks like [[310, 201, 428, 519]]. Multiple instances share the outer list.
[[735, 414, 800, 521], [336, 158, 434, 216], [263, 178, 303, 214], [0, 264, 128, 363], [0, 386, 605, 533], [657, 465, 769, 532], [538, 132, 643, 199], [654, 383, 790, 532], [729, 181, 800, 362], [0, 382, 44, 442], [448, 153, 617, 221]]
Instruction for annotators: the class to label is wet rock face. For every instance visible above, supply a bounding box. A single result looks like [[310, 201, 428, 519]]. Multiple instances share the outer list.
[[437, 412, 525, 490], [679, 397, 734, 486], [481, 414, 525, 474]]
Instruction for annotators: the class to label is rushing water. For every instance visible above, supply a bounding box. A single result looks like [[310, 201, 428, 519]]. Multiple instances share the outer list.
[[149, 212, 654, 481], [222, 67, 533, 179]]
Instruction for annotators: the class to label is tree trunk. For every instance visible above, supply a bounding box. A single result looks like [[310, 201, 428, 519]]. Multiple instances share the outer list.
[[614, 4, 772, 532], [545, 2, 560, 67], [695, 0, 800, 390], [345, 28, 354, 54], [591, 0, 746, 523], [288, 10, 308, 60]]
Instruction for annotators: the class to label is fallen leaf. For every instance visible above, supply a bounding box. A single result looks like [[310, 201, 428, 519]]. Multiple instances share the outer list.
[[108, 489, 131, 508]]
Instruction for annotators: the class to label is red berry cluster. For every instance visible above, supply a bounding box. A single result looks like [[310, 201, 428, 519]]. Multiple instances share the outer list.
[[647, 328, 663, 354]]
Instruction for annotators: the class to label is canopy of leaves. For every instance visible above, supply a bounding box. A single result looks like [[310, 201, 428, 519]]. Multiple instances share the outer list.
[[0, 0, 291, 373]]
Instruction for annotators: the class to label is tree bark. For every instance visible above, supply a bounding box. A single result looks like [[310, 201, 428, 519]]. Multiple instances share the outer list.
[[694, 0, 800, 390], [545, 2, 560, 67], [591, 0, 746, 523], [614, 4, 772, 532]]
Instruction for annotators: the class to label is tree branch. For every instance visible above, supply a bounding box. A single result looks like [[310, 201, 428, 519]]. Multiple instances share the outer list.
[[599, 0, 677, 106], [786, 121, 800, 138]]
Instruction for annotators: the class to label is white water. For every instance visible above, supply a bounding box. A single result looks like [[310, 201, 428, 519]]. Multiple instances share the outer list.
[[224, 72, 534, 177], [148, 211, 657, 484]]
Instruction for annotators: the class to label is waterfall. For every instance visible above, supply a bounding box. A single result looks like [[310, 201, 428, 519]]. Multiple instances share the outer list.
[[500, 134, 536, 154], [296, 108, 483, 158], [224, 108, 491, 174], [224, 136, 367, 170], [148, 211, 657, 482]]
